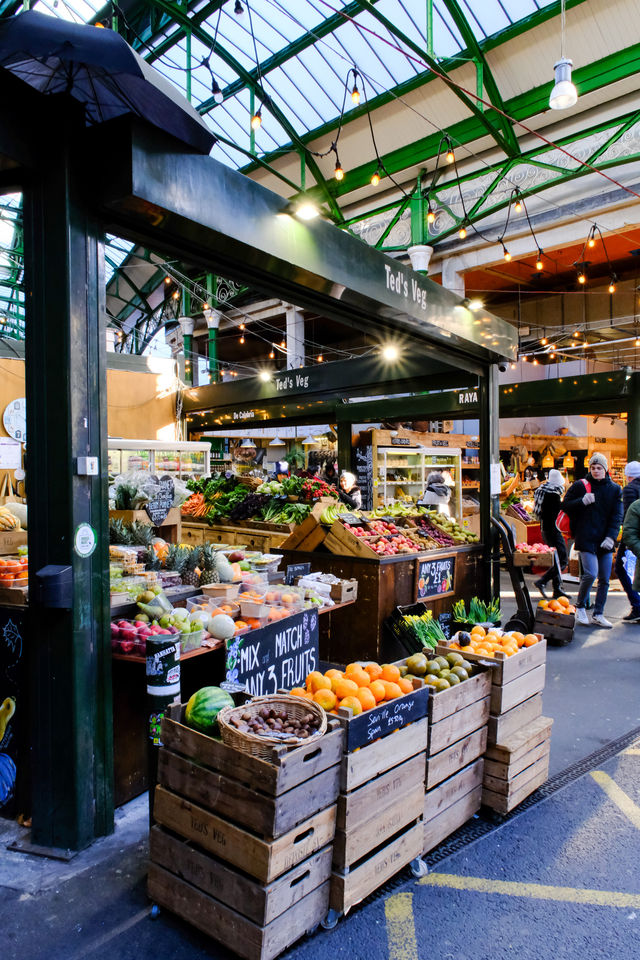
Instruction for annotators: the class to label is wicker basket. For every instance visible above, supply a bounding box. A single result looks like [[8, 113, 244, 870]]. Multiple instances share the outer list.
[[217, 695, 327, 759]]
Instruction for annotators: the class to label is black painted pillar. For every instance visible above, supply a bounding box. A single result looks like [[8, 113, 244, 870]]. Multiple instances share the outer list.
[[479, 363, 501, 601], [337, 421, 352, 473], [626, 372, 640, 462], [23, 107, 113, 850]]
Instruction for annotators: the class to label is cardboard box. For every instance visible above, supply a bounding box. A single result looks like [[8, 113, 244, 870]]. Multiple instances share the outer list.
[[0, 528, 27, 556]]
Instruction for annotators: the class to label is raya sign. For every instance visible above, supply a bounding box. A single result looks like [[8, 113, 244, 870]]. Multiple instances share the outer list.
[[225, 609, 319, 696]]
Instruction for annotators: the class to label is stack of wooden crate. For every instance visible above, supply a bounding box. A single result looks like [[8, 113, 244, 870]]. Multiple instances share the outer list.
[[330, 681, 429, 917], [423, 657, 492, 853], [148, 703, 344, 960]]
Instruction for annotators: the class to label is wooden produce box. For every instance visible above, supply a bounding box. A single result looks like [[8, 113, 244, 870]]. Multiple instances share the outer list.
[[329, 578, 358, 602], [0, 581, 28, 606], [512, 551, 554, 568], [423, 758, 484, 853], [487, 693, 543, 745], [277, 500, 334, 552], [330, 718, 427, 915], [0, 528, 27, 556], [534, 607, 575, 646], [439, 639, 546, 716], [482, 716, 553, 814], [323, 520, 379, 559]]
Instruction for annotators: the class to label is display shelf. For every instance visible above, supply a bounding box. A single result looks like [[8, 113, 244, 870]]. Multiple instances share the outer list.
[[376, 446, 462, 518]]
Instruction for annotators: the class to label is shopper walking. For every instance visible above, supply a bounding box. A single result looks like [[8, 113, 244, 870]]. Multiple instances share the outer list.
[[621, 495, 640, 610], [532, 468, 567, 599], [561, 453, 622, 628], [615, 460, 640, 621]]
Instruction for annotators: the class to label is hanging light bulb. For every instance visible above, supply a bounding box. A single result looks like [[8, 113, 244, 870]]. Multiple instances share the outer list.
[[370, 167, 381, 187], [588, 234, 596, 249], [577, 268, 587, 284], [445, 141, 454, 163], [164, 276, 171, 284], [172, 290, 180, 300], [608, 275, 617, 294], [573, 330, 580, 338], [427, 204, 436, 224], [269, 349, 275, 359], [280, 340, 286, 348], [540, 337, 548, 345], [514, 195, 523, 214], [317, 354, 324, 362], [240, 323, 245, 330], [458, 224, 467, 240], [251, 108, 262, 131], [334, 157, 345, 181], [532, 358, 539, 365], [502, 245, 512, 262], [211, 77, 224, 105], [536, 249, 544, 270], [239, 336, 245, 344], [351, 82, 360, 105]]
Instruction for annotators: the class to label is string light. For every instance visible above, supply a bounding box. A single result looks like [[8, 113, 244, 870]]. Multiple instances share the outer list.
[[164, 276, 171, 284], [514, 195, 523, 214], [211, 77, 224, 105], [250, 108, 262, 130], [370, 167, 381, 187], [535, 249, 544, 270], [540, 338, 548, 345], [458, 224, 467, 240], [445, 140, 454, 163], [577, 268, 587, 284], [269, 350, 275, 359], [608, 275, 617, 294], [351, 81, 360, 105], [240, 323, 245, 330], [239, 335, 245, 344], [234, 1, 244, 13], [502, 244, 512, 262], [280, 340, 286, 348], [317, 354, 324, 362], [172, 291, 180, 300], [334, 157, 345, 181], [427, 204, 436, 224]]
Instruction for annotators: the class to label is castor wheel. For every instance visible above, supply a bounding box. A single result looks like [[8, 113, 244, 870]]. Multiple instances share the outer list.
[[321, 909, 341, 930], [150, 904, 161, 920], [410, 857, 428, 878], [504, 618, 529, 634]]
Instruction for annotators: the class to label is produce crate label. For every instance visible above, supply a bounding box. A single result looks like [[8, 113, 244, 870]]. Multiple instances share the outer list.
[[226, 609, 319, 696], [416, 555, 455, 600], [145, 475, 175, 526]]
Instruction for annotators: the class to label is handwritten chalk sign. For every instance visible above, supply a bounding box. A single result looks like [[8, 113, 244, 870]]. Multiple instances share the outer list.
[[339, 684, 428, 751], [225, 608, 319, 697], [144, 474, 174, 526], [416, 554, 455, 600], [285, 562, 311, 586]]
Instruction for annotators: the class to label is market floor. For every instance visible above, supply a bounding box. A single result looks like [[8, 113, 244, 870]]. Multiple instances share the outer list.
[[1, 575, 639, 960]]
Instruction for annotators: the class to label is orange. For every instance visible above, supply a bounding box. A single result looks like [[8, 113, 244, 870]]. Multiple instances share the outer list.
[[335, 677, 359, 700], [470, 625, 486, 638], [381, 680, 402, 700], [449, 642, 461, 650], [548, 599, 561, 612], [364, 662, 383, 682], [475, 646, 492, 657], [397, 677, 413, 694], [314, 688, 337, 710], [338, 695, 362, 716], [538, 599, 549, 609], [380, 663, 401, 683], [460, 645, 475, 653], [345, 662, 364, 675], [290, 687, 312, 700], [349, 668, 371, 688], [324, 668, 343, 681], [369, 679, 386, 703], [308, 673, 332, 693], [557, 595, 570, 607], [524, 634, 539, 646], [306, 670, 326, 692], [355, 687, 376, 711]]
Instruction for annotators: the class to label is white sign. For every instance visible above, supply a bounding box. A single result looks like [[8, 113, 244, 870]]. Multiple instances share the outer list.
[[74, 523, 97, 558], [0, 437, 21, 470], [490, 464, 501, 497], [384, 264, 428, 310]]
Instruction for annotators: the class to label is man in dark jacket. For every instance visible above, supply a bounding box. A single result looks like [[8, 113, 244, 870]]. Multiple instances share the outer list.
[[561, 452, 622, 628], [615, 460, 640, 621], [622, 497, 640, 600]]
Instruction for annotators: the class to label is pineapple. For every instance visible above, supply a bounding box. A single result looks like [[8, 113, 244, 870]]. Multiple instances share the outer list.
[[165, 544, 188, 573], [109, 518, 130, 545], [199, 543, 220, 587], [181, 547, 201, 587]]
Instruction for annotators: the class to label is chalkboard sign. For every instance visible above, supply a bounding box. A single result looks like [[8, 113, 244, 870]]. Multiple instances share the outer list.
[[225, 609, 319, 697], [340, 684, 429, 751], [0, 607, 26, 815], [285, 562, 311, 585], [340, 513, 365, 526], [144, 474, 174, 526], [416, 554, 455, 600], [438, 611, 453, 640], [355, 445, 373, 511]]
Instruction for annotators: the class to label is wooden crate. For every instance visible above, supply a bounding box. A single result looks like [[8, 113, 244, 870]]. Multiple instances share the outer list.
[[150, 827, 332, 927], [437, 639, 546, 716], [490, 663, 546, 715], [487, 693, 543, 745], [329, 820, 423, 916], [513, 551, 554, 568], [323, 521, 379, 559], [153, 785, 336, 884], [427, 669, 491, 754], [423, 759, 483, 854], [333, 753, 425, 869], [425, 726, 487, 790], [481, 750, 550, 815], [534, 608, 575, 646], [148, 862, 329, 960], [482, 716, 552, 815], [329, 578, 358, 602], [341, 716, 428, 792]]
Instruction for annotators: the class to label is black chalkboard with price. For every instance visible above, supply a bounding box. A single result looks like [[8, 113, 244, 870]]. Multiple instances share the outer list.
[[225, 609, 319, 697], [415, 554, 456, 600], [144, 475, 175, 526]]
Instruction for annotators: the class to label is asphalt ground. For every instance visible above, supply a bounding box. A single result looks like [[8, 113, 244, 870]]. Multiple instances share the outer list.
[[1, 569, 639, 960]]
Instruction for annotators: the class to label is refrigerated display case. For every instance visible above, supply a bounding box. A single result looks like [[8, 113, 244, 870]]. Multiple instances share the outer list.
[[376, 445, 462, 519], [107, 439, 211, 479]]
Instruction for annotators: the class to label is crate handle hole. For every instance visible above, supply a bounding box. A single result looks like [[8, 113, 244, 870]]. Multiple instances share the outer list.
[[303, 748, 321, 763], [289, 869, 310, 888], [293, 827, 314, 845]]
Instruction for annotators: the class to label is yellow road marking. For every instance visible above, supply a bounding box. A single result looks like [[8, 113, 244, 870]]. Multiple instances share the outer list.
[[385, 892, 419, 960], [419, 873, 640, 908], [591, 770, 640, 831], [624, 748, 640, 755]]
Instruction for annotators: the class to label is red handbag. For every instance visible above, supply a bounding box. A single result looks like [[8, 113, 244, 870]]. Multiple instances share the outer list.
[[556, 479, 590, 537]]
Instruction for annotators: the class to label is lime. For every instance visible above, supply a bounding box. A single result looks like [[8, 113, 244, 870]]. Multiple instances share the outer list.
[[407, 653, 428, 677], [426, 660, 441, 675], [446, 652, 464, 667], [451, 666, 469, 681], [435, 656, 449, 670], [447, 673, 461, 685], [433, 678, 450, 691]]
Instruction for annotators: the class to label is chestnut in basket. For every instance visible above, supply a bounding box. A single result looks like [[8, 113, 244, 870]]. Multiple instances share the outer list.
[[229, 706, 320, 739]]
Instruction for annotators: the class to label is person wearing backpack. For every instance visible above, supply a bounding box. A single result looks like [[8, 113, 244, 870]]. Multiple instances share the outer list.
[[532, 469, 567, 599], [615, 461, 640, 621], [561, 453, 622, 627]]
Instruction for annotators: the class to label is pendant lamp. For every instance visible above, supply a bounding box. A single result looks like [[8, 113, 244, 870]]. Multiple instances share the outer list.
[[542, 452, 554, 468], [301, 435, 316, 445], [269, 435, 285, 446], [549, 0, 577, 110], [562, 452, 575, 468], [239, 437, 255, 448], [583, 453, 591, 468]]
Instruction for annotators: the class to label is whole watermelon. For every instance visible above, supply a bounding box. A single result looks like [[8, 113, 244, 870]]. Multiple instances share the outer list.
[[184, 686, 234, 735], [0, 752, 16, 807]]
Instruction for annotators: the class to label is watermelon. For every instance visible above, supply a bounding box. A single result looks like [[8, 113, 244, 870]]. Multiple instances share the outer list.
[[0, 753, 16, 806], [184, 686, 234, 735]]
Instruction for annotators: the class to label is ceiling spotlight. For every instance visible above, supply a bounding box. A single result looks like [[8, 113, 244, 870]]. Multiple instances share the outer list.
[[427, 204, 436, 224], [251, 108, 262, 130], [502, 245, 512, 262], [467, 298, 483, 311], [458, 225, 467, 239], [549, 57, 578, 110], [234, 0, 244, 14], [211, 77, 224, 105], [317, 354, 324, 362], [351, 82, 360, 105], [535, 249, 544, 270], [370, 167, 381, 187], [334, 158, 345, 181], [259, 371, 271, 382], [291, 200, 319, 220], [381, 344, 400, 362]]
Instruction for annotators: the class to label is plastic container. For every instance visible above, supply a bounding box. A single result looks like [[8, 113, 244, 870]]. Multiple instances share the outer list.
[[186, 595, 216, 614], [200, 581, 241, 601], [180, 628, 204, 653], [249, 554, 283, 572], [239, 597, 273, 618], [263, 603, 294, 623], [241, 571, 269, 589]]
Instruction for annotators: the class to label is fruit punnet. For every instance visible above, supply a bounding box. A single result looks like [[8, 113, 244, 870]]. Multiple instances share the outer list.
[[184, 686, 234, 734]]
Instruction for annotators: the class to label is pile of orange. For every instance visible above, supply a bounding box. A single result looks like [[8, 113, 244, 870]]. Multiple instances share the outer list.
[[290, 662, 413, 715], [449, 624, 539, 658], [0, 556, 27, 584], [538, 596, 576, 615]]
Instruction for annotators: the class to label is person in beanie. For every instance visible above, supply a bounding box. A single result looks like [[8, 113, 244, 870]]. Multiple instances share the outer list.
[[532, 468, 567, 598], [561, 452, 622, 627], [615, 460, 640, 621], [419, 470, 452, 516]]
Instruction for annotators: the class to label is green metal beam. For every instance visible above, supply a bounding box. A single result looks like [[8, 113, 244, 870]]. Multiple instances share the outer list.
[[145, 0, 344, 222], [442, 0, 520, 155]]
